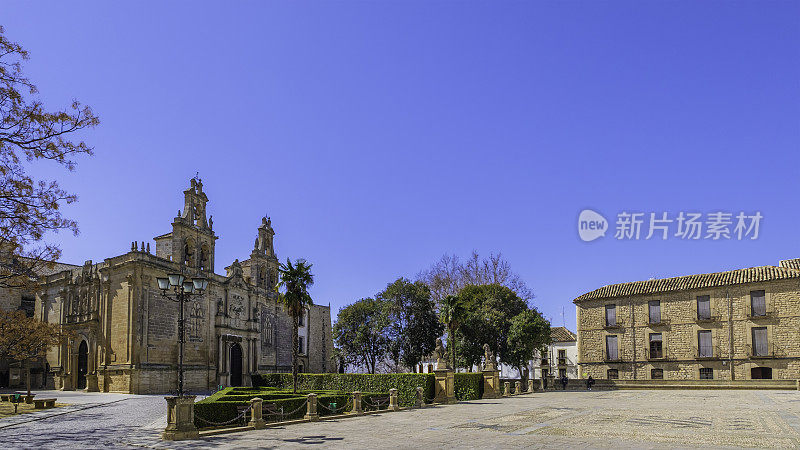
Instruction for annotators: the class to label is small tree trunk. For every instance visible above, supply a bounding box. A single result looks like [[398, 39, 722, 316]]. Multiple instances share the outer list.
[[25, 360, 31, 396], [292, 319, 299, 394]]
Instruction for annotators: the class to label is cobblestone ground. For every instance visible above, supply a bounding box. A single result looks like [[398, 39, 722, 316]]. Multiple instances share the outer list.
[[0, 390, 168, 449], [2, 390, 800, 448]]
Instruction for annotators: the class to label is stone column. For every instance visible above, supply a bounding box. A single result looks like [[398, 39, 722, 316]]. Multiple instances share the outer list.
[[433, 369, 455, 404], [304, 393, 319, 421], [389, 388, 399, 411], [515, 381, 522, 394], [481, 370, 500, 399], [415, 386, 426, 408], [162, 396, 199, 441], [503, 381, 511, 397], [248, 398, 266, 429], [350, 391, 363, 415]]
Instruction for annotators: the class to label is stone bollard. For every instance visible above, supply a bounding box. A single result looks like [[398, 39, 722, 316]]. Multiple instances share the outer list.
[[540, 378, 546, 391], [162, 396, 199, 440], [503, 382, 511, 397], [351, 391, 363, 415], [515, 381, 522, 394], [527, 379, 534, 393], [797, 379, 800, 391], [389, 388, 400, 411], [248, 398, 266, 429], [304, 393, 319, 421], [416, 386, 426, 408]]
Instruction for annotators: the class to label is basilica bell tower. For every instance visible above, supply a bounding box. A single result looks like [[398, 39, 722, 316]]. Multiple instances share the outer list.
[[154, 177, 218, 272]]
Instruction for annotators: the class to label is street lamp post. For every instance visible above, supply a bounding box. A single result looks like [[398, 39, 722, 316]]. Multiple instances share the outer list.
[[156, 273, 209, 397]]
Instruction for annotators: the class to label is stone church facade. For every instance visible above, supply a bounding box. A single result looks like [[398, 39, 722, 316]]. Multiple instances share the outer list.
[[30, 178, 333, 394]]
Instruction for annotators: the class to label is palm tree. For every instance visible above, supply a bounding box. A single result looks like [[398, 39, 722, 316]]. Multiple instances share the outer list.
[[440, 294, 464, 370], [278, 258, 314, 394]]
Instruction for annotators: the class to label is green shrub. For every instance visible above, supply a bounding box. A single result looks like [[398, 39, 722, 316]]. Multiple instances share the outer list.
[[252, 373, 435, 407], [193, 387, 393, 429], [454, 373, 484, 401]]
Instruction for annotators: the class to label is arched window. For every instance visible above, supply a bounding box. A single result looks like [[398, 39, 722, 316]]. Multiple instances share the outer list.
[[259, 266, 267, 287], [199, 244, 209, 271], [183, 239, 194, 267]]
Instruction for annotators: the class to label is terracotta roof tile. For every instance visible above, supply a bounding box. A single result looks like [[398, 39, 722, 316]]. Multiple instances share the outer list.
[[550, 326, 576, 342], [573, 264, 800, 303]]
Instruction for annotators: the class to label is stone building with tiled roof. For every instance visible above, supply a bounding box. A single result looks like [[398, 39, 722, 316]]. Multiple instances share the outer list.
[[574, 258, 800, 381]]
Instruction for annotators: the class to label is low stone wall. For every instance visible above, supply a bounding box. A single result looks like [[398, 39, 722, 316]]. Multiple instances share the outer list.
[[538, 378, 798, 391]]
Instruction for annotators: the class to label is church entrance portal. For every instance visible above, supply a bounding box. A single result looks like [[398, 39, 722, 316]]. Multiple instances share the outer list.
[[77, 341, 88, 390], [230, 343, 243, 387]]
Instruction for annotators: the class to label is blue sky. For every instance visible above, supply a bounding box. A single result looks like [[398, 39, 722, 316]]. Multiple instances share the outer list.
[[4, 1, 799, 329]]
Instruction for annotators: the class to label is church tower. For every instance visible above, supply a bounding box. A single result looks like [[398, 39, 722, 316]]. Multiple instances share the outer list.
[[244, 217, 279, 291], [154, 177, 218, 272]]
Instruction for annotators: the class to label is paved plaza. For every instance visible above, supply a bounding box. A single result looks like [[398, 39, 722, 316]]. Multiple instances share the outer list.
[[1, 389, 800, 448]]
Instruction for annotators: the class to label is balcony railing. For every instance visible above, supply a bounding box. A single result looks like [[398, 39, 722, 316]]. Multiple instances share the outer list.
[[747, 308, 776, 320], [645, 348, 670, 360], [557, 357, 567, 366], [603, 353, 624, 362], [604, 319, 625, 329], [747, 343, 783, 358], [696, 314, 720, 324], [694, 345, 721, 360], [647, 317, 670, 327]]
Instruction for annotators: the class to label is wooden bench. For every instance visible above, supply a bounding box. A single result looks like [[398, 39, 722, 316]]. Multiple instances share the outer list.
[[33, 398, 56, 409]]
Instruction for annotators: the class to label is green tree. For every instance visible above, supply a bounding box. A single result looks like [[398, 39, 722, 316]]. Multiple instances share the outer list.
[[333, 297, 390, 374], [0, 26, 99, 289], [0, 310, 70, 395], [378, 278, 443, 372], [440, 294, 466, 370], [456, 284, 528, 368], [278, 258, 314, 393], [506, 309, 551, 378]]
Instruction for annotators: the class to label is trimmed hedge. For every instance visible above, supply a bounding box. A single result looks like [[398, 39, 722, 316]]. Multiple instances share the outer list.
[[454, 373, 484, 401], [252, 373, 435, 407], [193, 387, 390, 429]]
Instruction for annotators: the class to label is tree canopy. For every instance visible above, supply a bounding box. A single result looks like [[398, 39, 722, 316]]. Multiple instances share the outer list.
[[378, 278, 443, 371], [417, 251, 533, 307], [450, 284, 549, 371], [332, 297, 390, 374], [0, 26, 99, 289]]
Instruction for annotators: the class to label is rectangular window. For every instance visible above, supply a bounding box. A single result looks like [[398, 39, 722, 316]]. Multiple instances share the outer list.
[[651, 368, 663, 379], [558, 349, 566, 358], [559, 369, 567, 378], [298, 336, 305, 355], [752, 327, 768, 356], [751, 290, 766, 317], [605, 304, 617, 327], [649, 333, 663, 359], [606, 335, 619, 360], [697, 295, 711, 320], [648, 300, 661, 324], [699, 368, 713, 380], [541, 369, 548, 378], [298, 310, 305, 327], [607, 369, 619, 379], [698, 330, 713, 358]]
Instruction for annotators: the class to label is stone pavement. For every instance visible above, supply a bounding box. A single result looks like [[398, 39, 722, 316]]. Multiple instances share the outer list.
[[2, 389, 800, 448], [188, 389, 800, 449]]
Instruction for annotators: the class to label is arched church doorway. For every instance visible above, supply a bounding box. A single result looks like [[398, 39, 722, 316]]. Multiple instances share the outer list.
[[77, 341, 88, 390], [230, 343, 243, 387]]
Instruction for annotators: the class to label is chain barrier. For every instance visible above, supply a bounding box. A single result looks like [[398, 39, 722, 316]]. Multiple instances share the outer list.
[[316, 397, 353, 415], [362, 396, 390, 410], [195, 404, 253, 427]]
